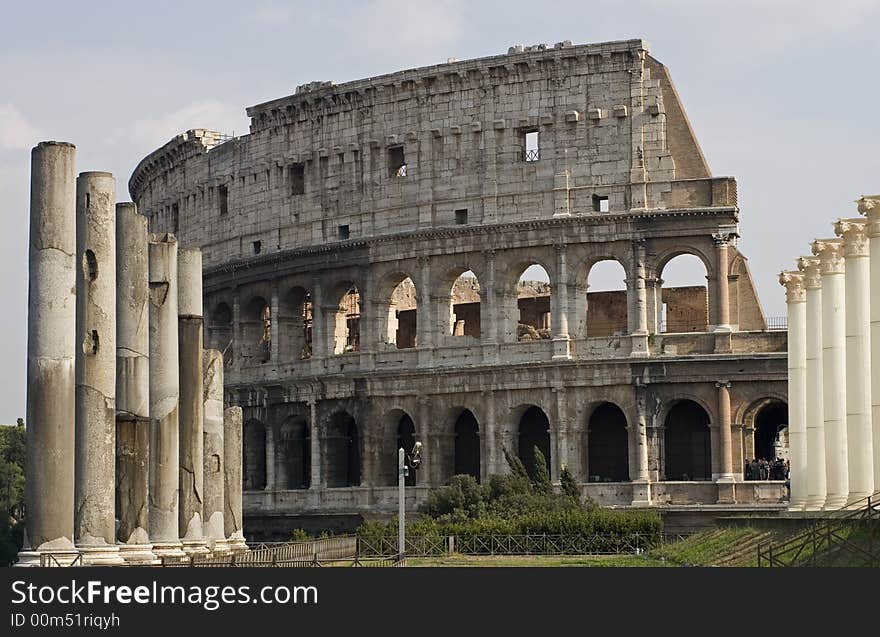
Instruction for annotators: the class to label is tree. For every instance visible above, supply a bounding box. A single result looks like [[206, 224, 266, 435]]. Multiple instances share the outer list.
[[503, 446, 530, 483], [560, 465, 580, 502], [532, 446, 552, 495]]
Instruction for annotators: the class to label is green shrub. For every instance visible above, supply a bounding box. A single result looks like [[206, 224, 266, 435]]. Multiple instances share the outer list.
[[532, 447, 552, 495]]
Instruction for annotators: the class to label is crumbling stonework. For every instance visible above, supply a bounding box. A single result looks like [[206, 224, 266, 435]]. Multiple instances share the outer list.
[[129, 39, 787, 527]]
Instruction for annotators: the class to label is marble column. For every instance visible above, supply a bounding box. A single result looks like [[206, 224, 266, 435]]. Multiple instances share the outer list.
[[177, 247, 208, 556], [202, 348, 229, 554], [73, 171, 123, 565], [812, 239, 849, 510], [223, 406, 248, 552], [20, 141, 78, 566], [631, 383, 651, 506], [148, 234, 186, 559], [834, 219, 874, 503], [778, 271, 808, 510], [799, 256, 827, 510], [858, 195, 880, 492], [552, 244, 571, 359], [115, 203, 155, 563]]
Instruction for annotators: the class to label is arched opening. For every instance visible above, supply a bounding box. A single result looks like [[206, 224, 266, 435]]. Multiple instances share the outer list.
[[280, 418, 310, 489], [280, 286, 312, 361], [516, 264, 552, 342], [587, 403, 629, 482], [325, 411, 360, 487], [208, 302, 233, 364], [454, 410, 481, 481], [586, 260, 628, 337], [450, 271, 481, 338], [659, 254, 709, 333], [754, 400, 789, 463], [242, 296, 271, 362], [518, 406, 551, 481], [243, 419, 266, 490], [396, 414, 417, 486], [386, 276, 418, 349], [664, 400, 711, 481], [333, 285, 361, 354]]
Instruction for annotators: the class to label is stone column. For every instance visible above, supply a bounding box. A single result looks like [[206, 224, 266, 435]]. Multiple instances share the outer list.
[[779, 271, 808, 510], [858, 195, 880, 493], [834, 219, 874, 503], [115, 203, 155, 564], [202, 348, 229, 554], [309, 400, 322, 488], [270, 285, 280, 362], [482, 250, 500, 363], [630, 239, 650, 356], [713, 233, 732, 330], [73, 172, 123, 565], [265, 424, 276, 490], [715, 380, 737, 503], [177, 247, 208, 556], [231, 292, 241, 371], [812, 239, 849, 510], [552, 244, 571, 359], [631, 383, 651, 506], [799, 256, 827, 510], [416, 256, 434, 366], [552, 387, 567, 482], [482, 391, 498, 479], [223, 406, 248, 552], [20, 141, 78, 566], [148, 234, 186, 559]]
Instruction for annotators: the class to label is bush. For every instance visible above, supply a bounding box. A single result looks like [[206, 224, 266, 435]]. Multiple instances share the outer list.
[[560, 466, 580, 502], [419, 474, 485, 521]]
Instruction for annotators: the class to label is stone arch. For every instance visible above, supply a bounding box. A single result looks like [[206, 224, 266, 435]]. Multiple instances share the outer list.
[[243, 419, 266, 490], [279, 416, 310, 489], [453, 408, 481, 482], [442, 267, 482, 339], [208, 300, 233, 362], [587, 402, 629, 482], [511, 261, 553, 343], [279, 285, 313, 362], [515, 404, 551, 481], [324, 410, 361, 487], [376, 270, 419, 350], [242, 295, 271, 362], [328, 282, 361, 355], [584, 259, 630, 338], [657, 252, 710, 333], [663, 399, 711, 481], [571, 253, 631, 338], [741, 398, 789, 463]]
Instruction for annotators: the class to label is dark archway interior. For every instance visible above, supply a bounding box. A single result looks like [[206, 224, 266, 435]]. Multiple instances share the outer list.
[[664, 401, 711, 481], [326, 412, 361, 487], [243, 420, 266, 490], [588, 403, 629, 482], [454, 410, 481, 482], [754, 401, 788, 461], [397, 415, 417, 486], [282, 419, 310, 489], [518, 406, 551, 481]]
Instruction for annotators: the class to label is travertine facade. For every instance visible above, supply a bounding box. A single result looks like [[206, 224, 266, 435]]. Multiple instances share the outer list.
[[129, 39, 789, 533]]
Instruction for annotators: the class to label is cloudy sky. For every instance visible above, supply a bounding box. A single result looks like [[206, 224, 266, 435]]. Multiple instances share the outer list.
[[1, 0, 878, 422]]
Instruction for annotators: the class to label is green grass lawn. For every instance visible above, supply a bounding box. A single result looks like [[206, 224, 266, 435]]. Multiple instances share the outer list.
[[407, 554, 670, 567]]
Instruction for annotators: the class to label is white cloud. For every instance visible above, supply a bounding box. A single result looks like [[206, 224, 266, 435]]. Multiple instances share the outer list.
[[126, 99, 248, 148], [0, 103, 42, 150]]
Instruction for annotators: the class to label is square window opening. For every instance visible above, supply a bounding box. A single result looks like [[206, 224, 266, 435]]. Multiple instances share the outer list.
[[289, 163, 305, 195], [524, 130, 540, 162], [593, 194, 609, 213], [455, 209, 468, 225], [253, 240, 262, 255], [218, 185, 229, 216], [338, 224, 350, 240], [171, 202, 179, 233], [388, 146, 407, 177]]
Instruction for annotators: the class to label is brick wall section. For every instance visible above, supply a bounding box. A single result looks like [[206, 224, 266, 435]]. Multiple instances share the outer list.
[[663, 286, 709, 332]]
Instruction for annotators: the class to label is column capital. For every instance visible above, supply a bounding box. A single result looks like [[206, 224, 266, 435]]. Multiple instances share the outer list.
[[483, 249, 496, 261], [811, 238, 845, 274], [797, 256, 822, 289], [712, 231, 736, 247], [833, 218, 869, 257], [715, 380, 731, 390], [553, 242, 566, 254], [857, 195, 880, 237], [778, 270, 806, 304]]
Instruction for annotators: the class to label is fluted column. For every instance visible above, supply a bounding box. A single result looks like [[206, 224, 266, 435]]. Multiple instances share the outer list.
[[812, 239, 849, 509], [834, 219, 874, 503], [858, 195, 880, 492], [799, 256, 827, 510], [779, 271, 808, 509], [20, 142, 78, 566]]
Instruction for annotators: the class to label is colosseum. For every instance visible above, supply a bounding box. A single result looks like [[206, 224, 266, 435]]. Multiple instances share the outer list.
[[129, 38, 789, 537]]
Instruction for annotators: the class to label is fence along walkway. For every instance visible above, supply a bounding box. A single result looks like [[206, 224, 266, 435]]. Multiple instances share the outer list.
[[756, 491, 880, 567], [162, 536, 364, 567]]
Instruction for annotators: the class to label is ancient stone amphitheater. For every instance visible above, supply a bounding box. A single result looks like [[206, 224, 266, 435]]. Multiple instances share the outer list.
[[130, 39, 789, 538]]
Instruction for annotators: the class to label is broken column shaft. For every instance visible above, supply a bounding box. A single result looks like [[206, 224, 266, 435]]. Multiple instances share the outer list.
[[74, 171, 123, 564], [21, 142, 78, 565], [202, 348, 228, 554], [178, 247, 207, 556], [148, 234, 185, 559], [115, 203, 155, 564], [223, 406, 248, 552]]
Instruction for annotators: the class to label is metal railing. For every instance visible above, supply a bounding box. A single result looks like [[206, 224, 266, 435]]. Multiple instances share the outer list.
[[39, 552, 83, 567], [524, 149, 540, 162], [765, 316, 787, 330], [757, 492, 880, 567], [161, 536, 359, 567]]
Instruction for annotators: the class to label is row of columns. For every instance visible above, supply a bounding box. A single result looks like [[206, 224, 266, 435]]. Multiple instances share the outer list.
[[21, 142, 246, 566], [780, 200, 880, 511]]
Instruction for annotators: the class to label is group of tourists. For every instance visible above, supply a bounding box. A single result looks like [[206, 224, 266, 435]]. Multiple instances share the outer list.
[[744, 457, 789, 481]]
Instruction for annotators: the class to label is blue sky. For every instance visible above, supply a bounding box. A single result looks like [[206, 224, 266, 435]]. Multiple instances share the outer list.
[[1, 0, 878, 421]]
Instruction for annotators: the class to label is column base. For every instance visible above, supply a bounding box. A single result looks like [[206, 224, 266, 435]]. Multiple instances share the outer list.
[[77, 544, 125, 566], [551, 337, 571, 360], [181, 538, 211, 558], [118, 543, 160, 566], [630, 480, 652, 506], [787, 500, 807, 512], [804, 495, 826, 511], [823, 494, 848, 511], [716, 476, 738, 504], [713, 331, 733, 354], [227, 533, 249, 554], [845, 491, 871, 507], [151, 541, 187, 563], [629, 333, 649, 357], [207, 537, 232, 556]]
